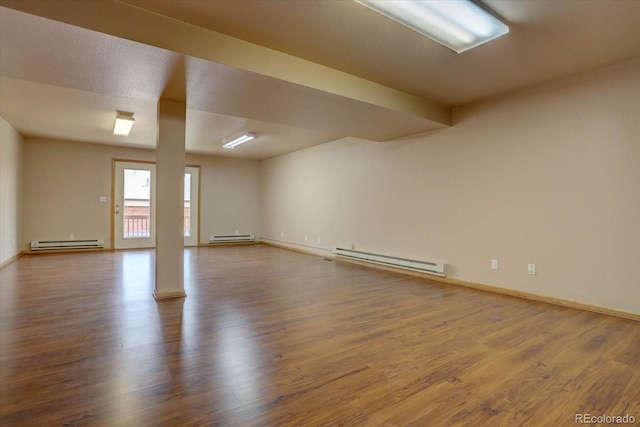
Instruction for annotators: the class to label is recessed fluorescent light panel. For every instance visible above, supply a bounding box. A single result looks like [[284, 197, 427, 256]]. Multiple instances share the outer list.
[[113, 112, 135, 136], [223, 133, 257, 149], [354, 0, 509, 53]]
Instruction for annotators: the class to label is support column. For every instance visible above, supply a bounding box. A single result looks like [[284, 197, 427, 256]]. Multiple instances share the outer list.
[[154, 98, 186, 300]]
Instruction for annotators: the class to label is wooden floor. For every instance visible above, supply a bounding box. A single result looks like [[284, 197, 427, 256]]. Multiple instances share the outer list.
[[1, 245, 638, 426]]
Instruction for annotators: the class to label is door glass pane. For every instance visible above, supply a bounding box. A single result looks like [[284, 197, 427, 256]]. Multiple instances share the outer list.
[[123, 168, 151, 238], [184, 172, 191, 237]]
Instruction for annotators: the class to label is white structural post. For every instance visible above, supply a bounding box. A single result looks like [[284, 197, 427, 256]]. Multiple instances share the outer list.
[[154, 98, 187, 300]]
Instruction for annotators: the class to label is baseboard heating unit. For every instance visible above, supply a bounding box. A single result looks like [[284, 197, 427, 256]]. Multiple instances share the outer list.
[[333, 247, 446, 277], [30, 239, 105, 251], [209, 234, 255, 243]]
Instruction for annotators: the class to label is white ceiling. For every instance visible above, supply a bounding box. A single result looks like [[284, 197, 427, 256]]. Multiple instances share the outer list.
[[1, 1, 639, 160]]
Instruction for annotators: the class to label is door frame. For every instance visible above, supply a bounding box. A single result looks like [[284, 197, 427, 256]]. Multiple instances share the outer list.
[[111, 159, 201, 249], [111, 159, 157, 250], [184, 165, 201, 247]]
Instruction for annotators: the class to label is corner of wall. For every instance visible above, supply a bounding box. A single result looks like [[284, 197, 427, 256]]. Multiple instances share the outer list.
[[0, 117, 25, 265]]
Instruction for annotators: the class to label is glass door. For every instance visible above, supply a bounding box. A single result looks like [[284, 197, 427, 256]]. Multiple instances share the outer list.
[[183, 166, 200, 247], [114, 161, 156, 249], [113, 161, 199, 249]]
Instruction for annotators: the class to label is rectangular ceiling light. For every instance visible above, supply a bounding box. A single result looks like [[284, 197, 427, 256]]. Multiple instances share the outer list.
[[223, 133, 257, 149], [354, 0, 509, 53], [113, 112, 135, 136]]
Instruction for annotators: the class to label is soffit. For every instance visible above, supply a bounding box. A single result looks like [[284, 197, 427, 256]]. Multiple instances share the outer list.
[[1, 1, 639, 160], [0, 5, 437, 158], [122, 0, 640, 106]]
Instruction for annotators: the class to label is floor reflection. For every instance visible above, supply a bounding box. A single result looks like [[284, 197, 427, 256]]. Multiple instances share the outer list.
[[120, 250, 153, 302], [216, 306, 263, 405]]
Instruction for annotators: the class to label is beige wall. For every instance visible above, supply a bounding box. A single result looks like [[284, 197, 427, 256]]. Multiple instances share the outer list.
[[197, 155, 262, 240], [261, 59, 640, 315], [0, 117, 24, 264], [23, 138, 261, 249]]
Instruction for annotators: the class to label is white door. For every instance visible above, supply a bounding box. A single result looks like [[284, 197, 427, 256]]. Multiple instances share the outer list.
[[114, 161, 199, 249], [183, 166, 200, 246], [114, 161, 156, 249]]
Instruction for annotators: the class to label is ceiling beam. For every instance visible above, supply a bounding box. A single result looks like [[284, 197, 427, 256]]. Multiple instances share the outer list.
[[0, 0, 451, 130]]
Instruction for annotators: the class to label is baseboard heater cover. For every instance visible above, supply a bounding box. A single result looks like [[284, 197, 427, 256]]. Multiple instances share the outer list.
[[31, 239, 105, 251], [209, 234, 255, 243], [334, 247, 446, 277]]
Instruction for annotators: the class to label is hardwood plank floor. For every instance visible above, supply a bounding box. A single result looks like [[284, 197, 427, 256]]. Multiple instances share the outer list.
[[1, 245, 638, 426]]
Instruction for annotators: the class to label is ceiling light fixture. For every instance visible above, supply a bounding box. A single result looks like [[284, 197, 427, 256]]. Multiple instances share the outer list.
[[113, 112, 135, 136], [354, 0, 509, 53], [223, 133, 257, 149]]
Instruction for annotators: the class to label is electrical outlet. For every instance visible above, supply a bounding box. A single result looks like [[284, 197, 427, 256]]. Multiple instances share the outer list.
[[304, 235, 308, 242], [280, 232, 284, 239], [235, 229, 239, 235], [317, 237, 321, 244], [528, 264, 536, 275], [70, 233, 75, 240], [491, 259, 499, 270]]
